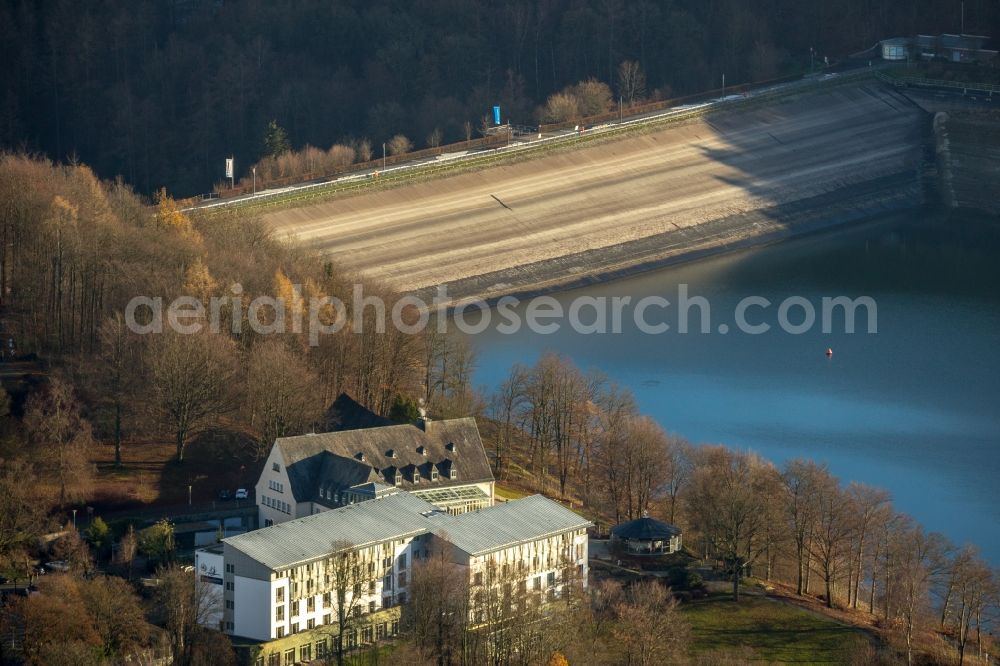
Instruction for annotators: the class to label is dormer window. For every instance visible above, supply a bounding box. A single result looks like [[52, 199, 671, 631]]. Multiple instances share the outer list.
[[450, 465, 457, 480], [445, 442, 455, 452], [431, 467, 439, 481], [385, 468, 401, 487], [356, 452, 365, 462], [272, 462, 281, 472], [413, 469, 420, 484], [386, 449, 396, 459], [416, 446, 426, 456]]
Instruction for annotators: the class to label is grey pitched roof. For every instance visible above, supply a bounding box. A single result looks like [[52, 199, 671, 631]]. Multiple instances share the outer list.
[[275, 416, 492, 503], [610, 517, 681, 541], [221, 492, 590, 570], [427, 495, 592, 557], [223, 492, 438, 570]]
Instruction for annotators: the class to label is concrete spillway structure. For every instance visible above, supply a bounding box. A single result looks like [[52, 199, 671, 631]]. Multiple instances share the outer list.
[[264, 83, 927, 302]]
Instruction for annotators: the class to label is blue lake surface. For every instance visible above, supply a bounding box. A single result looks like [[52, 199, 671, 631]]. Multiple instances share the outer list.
[[462, 210, 1000, 562]]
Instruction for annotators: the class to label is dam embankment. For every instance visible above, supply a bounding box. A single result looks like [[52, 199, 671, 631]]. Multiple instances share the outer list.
[[263, 82, 929, 303], [933, 109, 1000, 216]]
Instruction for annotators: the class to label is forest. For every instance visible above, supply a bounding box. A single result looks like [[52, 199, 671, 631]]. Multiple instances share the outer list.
[[1, 0, 996, 197]]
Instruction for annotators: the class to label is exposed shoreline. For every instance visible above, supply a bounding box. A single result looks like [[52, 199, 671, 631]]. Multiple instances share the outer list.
[[419, 173, 923, 307]]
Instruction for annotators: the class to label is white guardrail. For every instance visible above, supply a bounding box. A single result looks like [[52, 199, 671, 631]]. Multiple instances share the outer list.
[[185, 69, 872, 213]]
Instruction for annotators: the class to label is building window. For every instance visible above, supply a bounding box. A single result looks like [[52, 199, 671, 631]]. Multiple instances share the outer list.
[[300, 644, 312, 662], [376, 623, 386, 640], [307, 618, 314, 630], [369, 600, 376, 614], [290, 622, 299, 634], [547, 572, 556, 587], [225, 582, 234, 591], [353, 606, 361, 618], [225, 563, 235, 573], [323, 613, 331, 626], [397, 572, 407, 588], [225, 600, 234, 610], [474, 572, 483, 586], [397, 592, 407, 605], [316, 640, 327, 658], [413, 470, 420, 484], [273, 462, 280, 472], [399, 553, 407, 570], [391, 620, 399, 636], [276, 627, 285, 638], [533, 576, 541, 590], [276, 587, 284, 602], [431, 468, 439, 481], [362, 626, 373, 644], [275, 606, 284, 621], [322, 592, 331, 606], [450, 466, 458, 479], [268, 654, 279, 666], [368, 580, 376, 594], [284, 648, 295, 665], [264, 518, 273, 527]]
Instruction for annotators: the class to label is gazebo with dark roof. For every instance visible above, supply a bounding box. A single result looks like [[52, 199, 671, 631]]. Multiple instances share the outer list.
[[610, 516, 683, 555]]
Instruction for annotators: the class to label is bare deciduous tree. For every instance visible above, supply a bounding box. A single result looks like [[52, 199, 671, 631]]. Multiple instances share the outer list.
[[612, 581, 689, 666], [402, 548, 469, 665], [23, 377, 95, 507], [688, 447, 771, 601], [616, 60, 647, 106], [147, 331, 240, 461], [0, 459, 49, 561], [154, 565, 231, 666], [781, 459, 826, 596], [247, 339, 325, 458], [387, 134, 412, 156], [97, 312, 141, 467], [426, 127, 443, 149]]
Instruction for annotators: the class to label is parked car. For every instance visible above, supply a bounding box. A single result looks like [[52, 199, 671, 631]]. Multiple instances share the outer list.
[[234, 488, 249, 500], [45, 560, 70, 573], [217, 489, 232, 501]]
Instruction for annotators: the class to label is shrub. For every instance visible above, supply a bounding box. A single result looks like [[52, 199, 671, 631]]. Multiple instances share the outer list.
[[387, 134, 413, 156]]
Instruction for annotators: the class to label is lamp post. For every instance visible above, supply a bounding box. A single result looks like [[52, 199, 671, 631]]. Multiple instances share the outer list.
[[71, 508, 77, 529], [619, 96, 623, 123], [252, 166, 256, 195], [382, 142, 386, 171], [722, 73, 726, 100], [188, 484, 193, 506]]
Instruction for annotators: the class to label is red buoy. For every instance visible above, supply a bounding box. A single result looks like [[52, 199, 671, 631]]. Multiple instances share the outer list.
[[826, 348, 833, 357]]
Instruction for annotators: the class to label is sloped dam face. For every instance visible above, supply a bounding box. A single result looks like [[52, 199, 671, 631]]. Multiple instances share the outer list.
[[934, 109, 1000, 216], [265, 82, 928, 302]]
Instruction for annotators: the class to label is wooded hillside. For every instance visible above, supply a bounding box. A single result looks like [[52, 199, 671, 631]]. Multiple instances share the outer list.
[[1, 0, 995, 197]]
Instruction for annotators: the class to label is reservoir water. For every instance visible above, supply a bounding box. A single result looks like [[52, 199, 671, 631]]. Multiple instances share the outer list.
[[463, 210, 1000, 562]]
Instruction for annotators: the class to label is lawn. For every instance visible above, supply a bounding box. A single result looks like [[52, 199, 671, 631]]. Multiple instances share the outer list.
[[494, 484, 530, 501], [681, 594, 872, 664]]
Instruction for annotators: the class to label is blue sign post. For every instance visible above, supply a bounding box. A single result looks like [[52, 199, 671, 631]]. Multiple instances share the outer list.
[[493, 105, 501, 126]]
